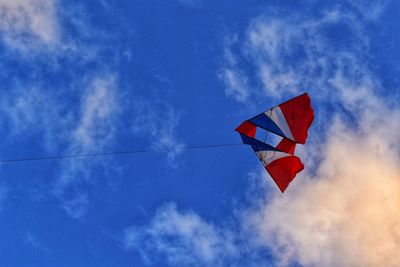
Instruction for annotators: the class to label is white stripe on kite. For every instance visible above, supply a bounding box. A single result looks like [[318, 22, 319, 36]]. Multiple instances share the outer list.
[[265, 106, 294, 141], [255, 150, 291, 166]]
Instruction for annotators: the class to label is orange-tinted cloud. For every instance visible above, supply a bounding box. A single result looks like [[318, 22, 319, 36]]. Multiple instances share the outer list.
[[246, 107, 400, 267]]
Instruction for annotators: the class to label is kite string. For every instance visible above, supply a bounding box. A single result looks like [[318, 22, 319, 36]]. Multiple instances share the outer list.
[[0, 143, 243, 164]]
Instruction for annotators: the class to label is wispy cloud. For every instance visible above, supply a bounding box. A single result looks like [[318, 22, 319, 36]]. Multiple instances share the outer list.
[[174, 0, 202, 8], [0, 184, 8, 210], [24, 231, 49, 253], [131, 101, 184, 167], [218, 35, 250, 103], [71, 75, 120, 150], [52, 76, 184, 218], [0, 0, 130, 66], [219, 5, 373, 104], [124, 203, 240, 267], [0, 0, 60, 51], [55, 74, 121, 219], [218, 68, 250, 102], [347, 0, 389, 21], [0, 86, 70, 151]]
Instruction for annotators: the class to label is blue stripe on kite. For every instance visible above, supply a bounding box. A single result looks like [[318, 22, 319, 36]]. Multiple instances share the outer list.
[[248, 113, 285, 137], [240, 134, 279, 152]]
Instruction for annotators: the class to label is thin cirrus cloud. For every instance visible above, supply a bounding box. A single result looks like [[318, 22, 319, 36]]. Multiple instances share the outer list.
[[54, 75, 121, 219], [24, 231, 49, 253], [0, 75, 122, 219], [71, 76, 120, 151], [220, 7, 371, 103], [0, 86, 71, 152], [127, 2, 400, 267], [124, 203, 240, 267], [131, 101, 184, 167], [218, 35, 250, 103]]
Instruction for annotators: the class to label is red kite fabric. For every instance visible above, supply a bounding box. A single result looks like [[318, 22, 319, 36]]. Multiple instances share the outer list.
[[235, 93, 314, 192]]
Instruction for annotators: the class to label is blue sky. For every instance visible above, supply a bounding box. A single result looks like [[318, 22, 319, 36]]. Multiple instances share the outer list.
[[0, 1, 400, 266]]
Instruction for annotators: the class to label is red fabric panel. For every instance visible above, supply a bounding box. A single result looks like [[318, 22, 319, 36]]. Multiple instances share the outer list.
[[235, 121, 256, 138], [266, 156, 304, 193], [276, 138, 296, 155], [279, 93, 314, 144]]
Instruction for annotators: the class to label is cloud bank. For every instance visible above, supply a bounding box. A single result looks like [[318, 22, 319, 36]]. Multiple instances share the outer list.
[[245, 105, 400, 267]]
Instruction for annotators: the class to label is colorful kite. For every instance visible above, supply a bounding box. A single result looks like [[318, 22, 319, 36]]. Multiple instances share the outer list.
[[235, 93, 314, 192]]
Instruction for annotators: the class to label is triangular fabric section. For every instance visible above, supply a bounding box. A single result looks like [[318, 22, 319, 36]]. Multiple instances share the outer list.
[[279, 93, 314, 144], [265, 156, 304, 193]]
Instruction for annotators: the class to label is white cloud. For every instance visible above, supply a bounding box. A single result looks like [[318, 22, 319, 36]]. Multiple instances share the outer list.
[[0, 0, 127, 61], [220, 6, 374, 103], [124, 203, 239, 267], [54, 74, 121, 219], [246, 18, 300, 98], [51, 80, 183, 218], [218, 36, 250, 103], [72, 75, 119, 150], [61, 193, 90, 219], [52, 75, 184, 218], [347, 0, 388, 21], [131, 101, 184, 167], [0, 75, 120, 151], [219, 68, 250, 103], [0, 76, 122, 219], [0, 74, 182, 220], [0, 0, 60, 50], [1, 87, 48, 133], [0, 86, 70, 151]]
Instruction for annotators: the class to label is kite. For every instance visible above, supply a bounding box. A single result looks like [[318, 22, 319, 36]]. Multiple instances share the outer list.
[[235, 93, 314, 193]]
